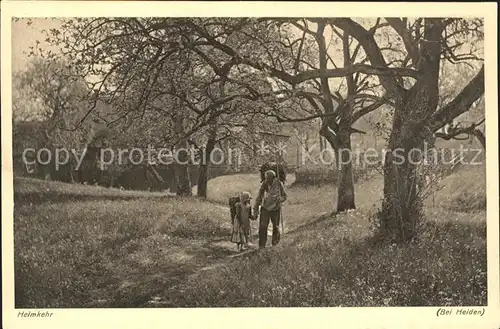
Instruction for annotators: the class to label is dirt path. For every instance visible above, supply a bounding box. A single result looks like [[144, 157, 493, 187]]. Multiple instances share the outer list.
[[144, 222, 261, 307], [83, 201, 290, 308], [142, 205, 330, 307]]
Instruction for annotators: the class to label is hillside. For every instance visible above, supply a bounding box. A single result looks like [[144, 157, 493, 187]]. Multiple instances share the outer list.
[[13, 166, 486, 307]]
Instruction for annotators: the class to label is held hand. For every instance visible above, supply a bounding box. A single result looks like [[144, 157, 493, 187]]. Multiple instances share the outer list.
[[253, 207, 260, 219]]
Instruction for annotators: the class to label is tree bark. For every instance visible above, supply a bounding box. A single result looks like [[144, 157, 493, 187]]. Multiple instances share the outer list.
[[173, 138, 192, 196], [173, 103, 192, 196], [196, 155, 209, 199], [335, 129, 356, 212], [377, 18, 444, 243], [315, 22, 357, 213], [334, 30, 357, 213], [320, 124, 356, 213], [146, 163, 164, 192], [378, 101, 427, 243]]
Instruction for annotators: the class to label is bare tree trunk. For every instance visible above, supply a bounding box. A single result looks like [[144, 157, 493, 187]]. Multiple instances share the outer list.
[[320, 125, 356, 213], [173, 104, 192, 196], [197, 124, 217, 199], [334, 30, 357, 213], [146, 163, 164, 192], [379, 125, 425, 243], [296, 133, 300, 170], [378, 18, 443, 243], [303, 132, 309, 152], [316, 21, 357, 214], [173, 138, 192, 196], [378, 88, 437, 242], [335, 129, 356, 212]]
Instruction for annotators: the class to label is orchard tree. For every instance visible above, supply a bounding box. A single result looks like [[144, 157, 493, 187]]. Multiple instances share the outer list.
[[35, 17, 392, 205], [13, 57, 92, 148], [325, 18, 484, 242], [36, 18, 282, 195], [12, 57, 94, 181], [435, 61, 485, 148], [182, 17, 394, 212], [31, 18, 198, 194]]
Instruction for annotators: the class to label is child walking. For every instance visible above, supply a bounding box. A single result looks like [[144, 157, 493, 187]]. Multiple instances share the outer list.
[[230, 191, 254, 252]]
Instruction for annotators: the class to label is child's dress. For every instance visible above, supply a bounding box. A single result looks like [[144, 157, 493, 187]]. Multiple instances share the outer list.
[[230, 192, 252, 245]]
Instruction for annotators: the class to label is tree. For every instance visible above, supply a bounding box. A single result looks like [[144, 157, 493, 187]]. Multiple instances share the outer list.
[[37, 17, 391, 203], [186, 68, 286, 198], [182, 18, 391, 212], [435, 62, 485, 148], [13, 57, 92, 147], [37, 18, 282, 195], [12, 57, 93, 181], [326, 18, 484, 242]]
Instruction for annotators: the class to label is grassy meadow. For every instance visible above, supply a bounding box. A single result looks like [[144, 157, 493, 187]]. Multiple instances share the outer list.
[[13, 165, 486, 308]]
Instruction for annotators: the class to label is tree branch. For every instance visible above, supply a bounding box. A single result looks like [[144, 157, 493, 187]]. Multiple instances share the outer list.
[[326, 18, 406, 99], [435, 119, 485, 148], [317, 21, 336, 114], [269, 111, 340, 123], [350, 99, 387, 124], [429, 65, 484, 132], [385, 18, 420, 66], [191, 23, 419, 87]]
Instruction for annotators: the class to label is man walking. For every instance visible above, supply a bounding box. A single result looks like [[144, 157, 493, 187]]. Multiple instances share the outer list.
[[253, 170, 287, 248]]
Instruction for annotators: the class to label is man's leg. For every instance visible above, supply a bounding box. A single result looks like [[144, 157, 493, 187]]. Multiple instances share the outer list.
[[259, 208, 271, 248], [271, 209, 281, 246]]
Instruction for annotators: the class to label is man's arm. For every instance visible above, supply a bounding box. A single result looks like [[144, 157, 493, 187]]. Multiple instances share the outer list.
[[254, 182, 266, 211]]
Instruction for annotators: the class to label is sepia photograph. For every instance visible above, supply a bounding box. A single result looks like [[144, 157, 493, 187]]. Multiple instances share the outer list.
[[2, 2, 499, 329]]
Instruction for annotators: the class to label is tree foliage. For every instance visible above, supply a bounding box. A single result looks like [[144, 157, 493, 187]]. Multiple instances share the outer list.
[[13, 57, 93, 150], [18, 17, 485, 240]]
